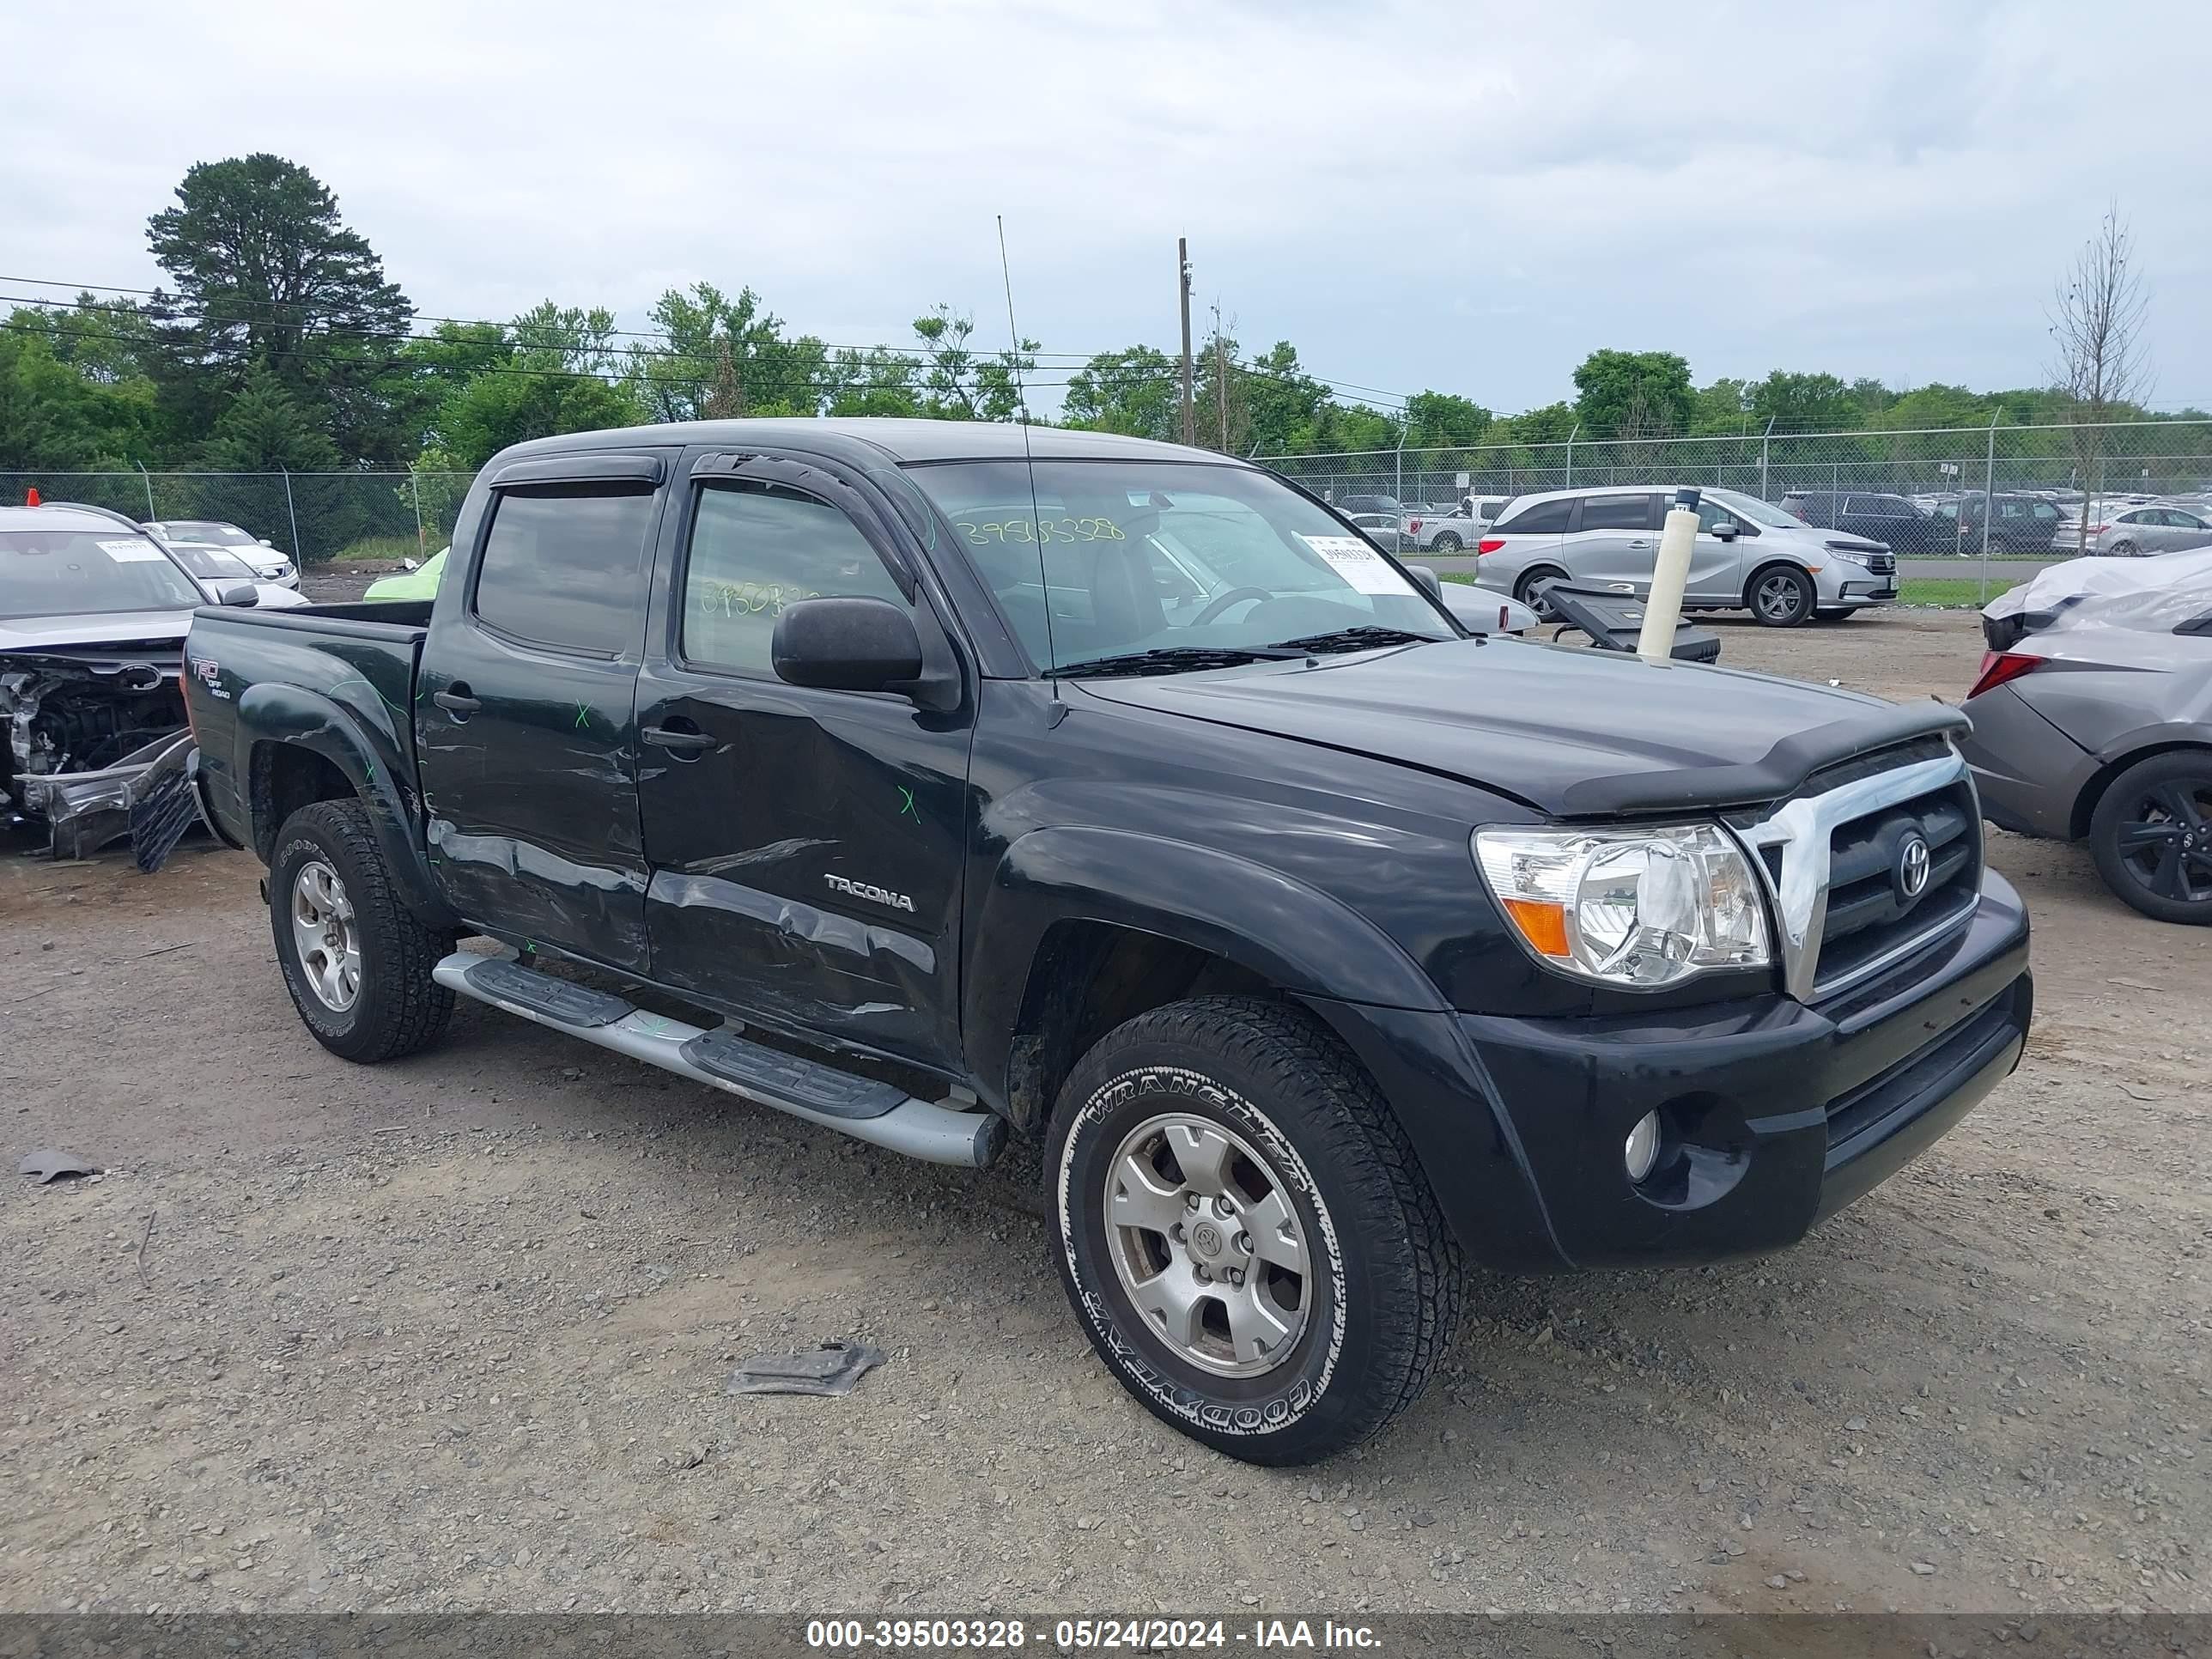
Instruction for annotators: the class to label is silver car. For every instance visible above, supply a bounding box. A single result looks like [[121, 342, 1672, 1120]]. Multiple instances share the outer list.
[[1469, 486, 1897, 627], [1962, 588, 2212, 924], [144, 519, 299, 588], [2087, 504, 2212, 557]]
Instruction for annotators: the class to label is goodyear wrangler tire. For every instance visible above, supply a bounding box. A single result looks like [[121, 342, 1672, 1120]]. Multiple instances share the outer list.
[[1048, 996, 1462, 1465]]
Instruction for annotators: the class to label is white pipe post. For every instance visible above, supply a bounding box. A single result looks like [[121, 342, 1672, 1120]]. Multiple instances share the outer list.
[[1565, 422, 1578, 489], [136, 461, 155, 523], [1759, 416, 1775, 501], [280, 468, 302, 563], [1638, 487, 1702, 663], [1979, 412, 1998, 603]]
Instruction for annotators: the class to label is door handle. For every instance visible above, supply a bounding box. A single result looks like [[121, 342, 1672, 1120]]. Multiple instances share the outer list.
[[433, 684, 480, 718], [642, 721, 717, 757], [1627, 539, 1651, 549]]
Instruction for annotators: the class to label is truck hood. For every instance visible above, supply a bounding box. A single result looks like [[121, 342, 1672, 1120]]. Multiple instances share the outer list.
[[0, 609, 194, 657], [1071, 637, 1945, 816]]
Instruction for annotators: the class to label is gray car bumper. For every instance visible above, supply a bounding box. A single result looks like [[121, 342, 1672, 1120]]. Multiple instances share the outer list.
[[1960, 684, 2098, 841]]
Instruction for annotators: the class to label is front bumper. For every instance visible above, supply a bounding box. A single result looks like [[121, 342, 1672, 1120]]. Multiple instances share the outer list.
[[1314, 872, 2030, 1273]]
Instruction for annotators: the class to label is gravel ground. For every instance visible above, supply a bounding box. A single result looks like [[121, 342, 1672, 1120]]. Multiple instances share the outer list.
[[3, 608, 2206, 1618]]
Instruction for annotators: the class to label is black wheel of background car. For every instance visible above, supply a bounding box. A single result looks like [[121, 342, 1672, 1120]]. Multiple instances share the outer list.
[[269, 799, 457, 1061], [2109, 539, 2139, 558], [2089, 752, 2212, 926], [1047, 995, 1462, 1466], [1514, 567, 1568, 620], [1748, 564, 1814, 628], [1431, 532, 1462, 552]]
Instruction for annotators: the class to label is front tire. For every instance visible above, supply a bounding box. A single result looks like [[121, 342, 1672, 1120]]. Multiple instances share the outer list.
[[1048, 996, 1462, 1465], [270, 799, 456, 1061], [1748, 564, 1815, 627], [2089, 751, 2212, 925]]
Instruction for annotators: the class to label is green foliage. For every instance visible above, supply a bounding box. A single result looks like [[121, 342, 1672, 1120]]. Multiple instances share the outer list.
[[1571, 349, 1696, 437], [0, 322, 162, 470], [631, 283, 828, 422], [1747, 371, 1861, 433], [423, 303, 645, 470], [1063, 347, 1180, 439], [1402, 391, 1492, 448]]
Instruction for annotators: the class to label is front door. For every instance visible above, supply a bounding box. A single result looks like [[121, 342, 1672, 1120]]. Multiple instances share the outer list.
[[634, 454, 974, 1072], [416, 455, 672, 970]]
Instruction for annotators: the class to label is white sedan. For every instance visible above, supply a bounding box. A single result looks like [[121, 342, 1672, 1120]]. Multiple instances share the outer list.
[[144, 520, 299, 588]]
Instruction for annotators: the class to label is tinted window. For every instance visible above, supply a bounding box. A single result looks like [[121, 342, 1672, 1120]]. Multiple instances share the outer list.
[[473, 483, 654, 654], [1579, 494, 1657, 532], [1845, 495, 1908, 518], [681, 482, 908, 675], [1495, 498, 1572, 534], [2033, 502, 2058, 521]]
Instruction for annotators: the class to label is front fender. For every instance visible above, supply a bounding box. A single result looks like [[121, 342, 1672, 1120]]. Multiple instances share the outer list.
[[963, 824, 1448, 1108], [237, 682, 453, 928]]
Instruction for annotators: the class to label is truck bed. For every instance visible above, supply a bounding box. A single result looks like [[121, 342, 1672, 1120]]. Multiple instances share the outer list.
[[183, 600, 433, 849]]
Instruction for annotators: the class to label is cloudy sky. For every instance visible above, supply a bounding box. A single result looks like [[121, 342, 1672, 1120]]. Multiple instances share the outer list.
[[8, 0, 2208, 417]]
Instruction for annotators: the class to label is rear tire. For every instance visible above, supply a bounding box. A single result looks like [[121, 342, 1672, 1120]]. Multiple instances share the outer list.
[[1431, 532, 1462, 552], [270, 799, 455, 1061], [1514, 566, 1569, 620], [1048, 996, 1462, 1465], [2109, 538, 2139, 558], [2089, 751, 2212, 925], [1748, 564, 1815, 627]]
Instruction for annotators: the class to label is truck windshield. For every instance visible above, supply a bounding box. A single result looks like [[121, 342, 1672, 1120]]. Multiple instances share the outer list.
[[906, 459, 1455, 674], [2, 531, 205, 619]]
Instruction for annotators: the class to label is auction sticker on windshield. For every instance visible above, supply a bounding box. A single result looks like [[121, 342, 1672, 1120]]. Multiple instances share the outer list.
[[99, 539, 167, 562], [1299, 534, 1419, 597]]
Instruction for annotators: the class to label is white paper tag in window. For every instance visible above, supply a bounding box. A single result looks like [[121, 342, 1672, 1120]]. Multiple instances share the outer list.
[[1299, 534, 1417, 597], [99, 539, 167, 562]]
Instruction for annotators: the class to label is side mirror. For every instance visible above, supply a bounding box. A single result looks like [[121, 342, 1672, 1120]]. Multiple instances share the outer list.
[[258, 538, 274, 546], [772, 596, 923, 695], [1406, 564, 1443, 600], [1710, 521, 1739, 541], [218, 583, 260, 607]]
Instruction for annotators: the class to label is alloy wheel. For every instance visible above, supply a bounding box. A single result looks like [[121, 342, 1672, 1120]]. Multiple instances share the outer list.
[[2113, 780, 2212, 905], [290, 860, 362, 1012]]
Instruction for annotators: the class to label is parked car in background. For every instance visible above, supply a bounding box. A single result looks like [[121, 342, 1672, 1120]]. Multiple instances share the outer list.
[[157, 538, 312, 609], [1332, 492, 1403, 517], [1471, 485, 1896, 626], [1965, 549, 2212, 923], [1934, 492, 2064, 554], [1779, 490, 1946, 553], [144, 520, 298, 588], [2055, 495, 2154, 548], [2087, 506, 2212, 557], [0, 502, 261, 856], [1346, 511, 1405, 552], [1404, 506, 1477, 551]]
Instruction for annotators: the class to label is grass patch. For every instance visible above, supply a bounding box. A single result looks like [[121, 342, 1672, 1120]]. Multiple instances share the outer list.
[[1899, 576, 2020, 607]]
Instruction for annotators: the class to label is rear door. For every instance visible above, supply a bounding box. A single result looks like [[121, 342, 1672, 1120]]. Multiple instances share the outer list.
[[1565, 492, 1662, 589], [416, 452, 672, 969], [632, 450, 975, 1071]]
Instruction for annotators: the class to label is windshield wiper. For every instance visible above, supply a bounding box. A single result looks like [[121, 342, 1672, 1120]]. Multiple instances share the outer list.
[[1262, 626, 1438, 655], [1042, 645, 1305, 680]]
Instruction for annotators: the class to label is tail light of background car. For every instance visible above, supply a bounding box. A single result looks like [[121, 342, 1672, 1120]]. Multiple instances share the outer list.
[[1968, 651, 2044, 698], [2084, 523, 2109, 537], [1477, 538, 1506, 555], [1407, 518, 1422, 536]]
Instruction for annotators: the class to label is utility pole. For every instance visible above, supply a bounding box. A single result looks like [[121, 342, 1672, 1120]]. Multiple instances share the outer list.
[[1177, 237, 1195, 447], [1212, 301, 1229, 451]]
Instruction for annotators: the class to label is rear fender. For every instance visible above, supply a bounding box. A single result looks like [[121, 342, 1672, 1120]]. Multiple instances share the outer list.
[[237, 682, 453, 927]]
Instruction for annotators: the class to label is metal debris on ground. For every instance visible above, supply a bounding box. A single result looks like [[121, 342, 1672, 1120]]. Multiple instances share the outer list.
[[725, 1340, 887, 1398], [18, 1149, 98, 1184]]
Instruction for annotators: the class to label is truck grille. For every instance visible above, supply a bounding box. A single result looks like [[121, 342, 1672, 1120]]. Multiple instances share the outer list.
[[1735, 746, 1981, 1002]]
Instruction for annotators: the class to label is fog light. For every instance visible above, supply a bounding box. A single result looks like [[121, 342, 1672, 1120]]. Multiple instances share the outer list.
[[1624, 1111, 1661, 1182]]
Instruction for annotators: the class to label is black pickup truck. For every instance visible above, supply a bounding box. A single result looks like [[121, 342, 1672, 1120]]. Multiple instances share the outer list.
[[184, 419, 2032, 1465]]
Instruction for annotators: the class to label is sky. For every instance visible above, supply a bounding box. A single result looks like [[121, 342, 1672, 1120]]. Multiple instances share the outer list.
[[6, 0, 2209, 420]]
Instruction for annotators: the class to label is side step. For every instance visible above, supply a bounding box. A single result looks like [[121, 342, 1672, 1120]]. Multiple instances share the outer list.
[[433, 951, 1006, 1169]]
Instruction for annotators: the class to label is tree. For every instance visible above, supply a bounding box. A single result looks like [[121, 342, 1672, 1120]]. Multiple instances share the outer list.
[[1401, 391, 1492, 449], [145, 155, 414, 462], [1747, 371, 1860, 434], [1571, 349, 1695, 438], [1063, 347, 1179, 440], [0, 325, 161, 470], [426, 304, 643, 469], [912, 306, 1036, 422], [629, 283, 828, 422], [2049, 204, 2153, 547]]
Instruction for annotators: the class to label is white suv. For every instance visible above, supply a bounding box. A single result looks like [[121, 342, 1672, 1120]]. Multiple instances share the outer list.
[[1469, 487, 1898, 627]]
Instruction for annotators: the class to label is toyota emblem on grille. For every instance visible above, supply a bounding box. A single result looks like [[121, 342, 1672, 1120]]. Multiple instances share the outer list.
[[1896, 832, 1932, 900]]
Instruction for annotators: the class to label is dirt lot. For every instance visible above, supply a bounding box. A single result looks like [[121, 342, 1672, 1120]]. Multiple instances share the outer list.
[[3, 608, 2206, 1618]]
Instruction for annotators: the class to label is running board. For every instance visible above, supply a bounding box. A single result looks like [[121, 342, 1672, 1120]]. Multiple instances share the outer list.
[[432, 951, 1006, 1169]]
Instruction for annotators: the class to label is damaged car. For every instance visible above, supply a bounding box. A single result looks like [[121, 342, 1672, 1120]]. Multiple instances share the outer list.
[[1, 501, 252, 860]]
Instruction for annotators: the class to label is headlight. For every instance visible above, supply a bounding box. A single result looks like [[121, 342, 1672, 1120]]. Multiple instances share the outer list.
[[1474, 822, 1771, 987]]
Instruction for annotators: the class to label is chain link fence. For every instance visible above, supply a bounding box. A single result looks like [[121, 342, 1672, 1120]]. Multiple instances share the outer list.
[[0, 470, 478, 564], [1263, 416, 2212, 561]]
